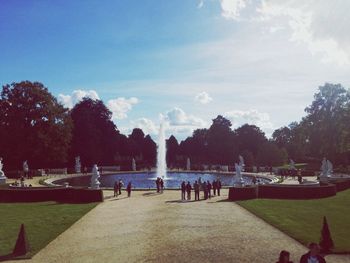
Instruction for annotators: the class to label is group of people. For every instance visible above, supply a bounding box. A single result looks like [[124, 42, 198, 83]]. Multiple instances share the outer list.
[[181, 179, 222, 201], [114, 179, 132, 197], [277, 243, 326, 263], [155, 177, 164, 193]]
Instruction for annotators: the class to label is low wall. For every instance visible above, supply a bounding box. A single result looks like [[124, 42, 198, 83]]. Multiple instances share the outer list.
[[326, 179, 350, 192], [258, 184, 337, 199], [228, 186, 257, 201], [0, 187, 103, 203]]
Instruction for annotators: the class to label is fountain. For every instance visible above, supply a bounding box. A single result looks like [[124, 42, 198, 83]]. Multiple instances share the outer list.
[[186, 157, 191, 171], [156, 123, 167, 179], [75, 156, 81, 173], [90, 164, 101, 189], [132, 158, 136, 171], [0, 157, 7, 185]]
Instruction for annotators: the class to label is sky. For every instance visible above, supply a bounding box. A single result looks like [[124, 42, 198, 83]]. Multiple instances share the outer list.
[[1, 0, 350, 140]]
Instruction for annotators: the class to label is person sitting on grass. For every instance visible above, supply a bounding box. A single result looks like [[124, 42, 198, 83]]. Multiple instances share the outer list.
[[276, 250, 293, 263], [300, 243, 326, 263]]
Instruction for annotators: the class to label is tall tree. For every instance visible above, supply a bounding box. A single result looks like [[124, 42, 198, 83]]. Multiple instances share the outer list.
[[70, 98, 119, 166], [0, 81, 72, 169]]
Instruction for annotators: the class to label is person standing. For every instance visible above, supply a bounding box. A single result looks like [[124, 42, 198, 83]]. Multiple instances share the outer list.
[[126, 181, 132, 197], [160, 178, 164, 193], [276, 250, 293, 263], [212, 180, 217, 196], [217, 180, 222, 196], [299, 243, 326, 263], [194, 180, 200, 201], [181, 181, 186, 200], [186, 181, 192, 200], [114, 181, 119, 197], [118, 179, 123, 195], [156, 178, 160, 193], [203, 181, 208, 200], [207, 180, 212, 199]]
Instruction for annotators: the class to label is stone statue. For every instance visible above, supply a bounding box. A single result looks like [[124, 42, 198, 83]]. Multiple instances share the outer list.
[[320, 157, 333, 178], [289, 159, 296, 170], [90, 164, 101, 189], [75, 156, 81, 173], [0, 157, 7, 184], [132, 158, 136, 171], [234, 162, 244, 186], [239, 155, 245, 172], [23, 160, 29, 172], [186, 157, 191, 171]]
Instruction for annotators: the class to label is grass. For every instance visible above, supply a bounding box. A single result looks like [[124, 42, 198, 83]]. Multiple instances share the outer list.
[[237, 189, 350, 253], [0, 201, 98, 259]]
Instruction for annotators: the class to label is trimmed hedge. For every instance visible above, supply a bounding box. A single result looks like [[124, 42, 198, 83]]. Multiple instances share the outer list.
[[228, 186, 257, 201], [0, 187, 103, 203]]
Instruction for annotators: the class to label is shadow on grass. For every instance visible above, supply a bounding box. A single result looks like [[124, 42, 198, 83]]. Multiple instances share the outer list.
[[0, 253, 30, 262]]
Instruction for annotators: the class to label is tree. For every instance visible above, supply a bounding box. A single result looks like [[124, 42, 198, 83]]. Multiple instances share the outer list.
[[319, 216, 334, 253], [235, 124, 267, 157], [166, 135, 179, 167], [256, 141, 287, 166], [0, 81, 72, 169], [70, 98, 119, 166]]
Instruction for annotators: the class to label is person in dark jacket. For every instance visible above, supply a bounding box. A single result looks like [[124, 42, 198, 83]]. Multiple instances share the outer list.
[[203, 181, 208, 200], [181, 181, 186, 200], [217, 180, 222, 196], [126, 182, 132, 197], [114, 181, 119, 197], [212, 180, 217, 195], [300, 243, 326, 263], [207, 181, 212, 199], [118, 179, 123, 195], [194, 181, 200, 201], [160, 178, 164, 193], [276, 250, 293, 263], [186, 181, 192, 200]]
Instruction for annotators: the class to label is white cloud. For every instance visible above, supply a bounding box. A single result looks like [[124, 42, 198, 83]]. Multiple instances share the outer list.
[[165, 107, 206, 127], [58, 89, 100, 108], [107, 97, 139, 120], [220, 0, 248, 20], [194, 91, 213, 104], [130, 117, 158, 135], [225, 109, 274, 132]]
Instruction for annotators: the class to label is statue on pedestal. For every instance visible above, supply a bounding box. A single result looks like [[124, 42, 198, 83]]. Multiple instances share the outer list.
[[320, 157, 333, 179], [23, 160, 29, 178], [132, 158, 136, 171], [90, 164, 101, 189], [186, 157, 191, 171], [0, 157, 7, 184], [75, 156, 81, 173]]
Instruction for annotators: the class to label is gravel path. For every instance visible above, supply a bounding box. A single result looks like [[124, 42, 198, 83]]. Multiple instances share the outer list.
[[9, 189, 350, 263]]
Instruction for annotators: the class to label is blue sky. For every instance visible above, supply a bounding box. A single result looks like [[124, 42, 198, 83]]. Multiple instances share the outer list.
[[1, 0, 350, 140]]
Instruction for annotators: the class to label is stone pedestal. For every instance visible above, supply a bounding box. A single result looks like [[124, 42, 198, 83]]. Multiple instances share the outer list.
[[0, 175, 7, 185]]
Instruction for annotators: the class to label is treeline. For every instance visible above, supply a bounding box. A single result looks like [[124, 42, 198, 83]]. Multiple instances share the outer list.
[[0, 81, 156, 170], [0, 81, 349, 171]]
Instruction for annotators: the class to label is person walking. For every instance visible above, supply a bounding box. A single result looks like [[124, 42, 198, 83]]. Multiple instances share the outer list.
[[156, 178, 160, 193], [118, 179, 123, 195], [181, 181, 186, 200], [126, 182, 132, 197], [212, 180, 217, 196], [217, 179, 222, 196], [194, 180, 200, 201], [186, 181, 192, 200], [114, 181, 119, 197], [207, 181, 212, 199]]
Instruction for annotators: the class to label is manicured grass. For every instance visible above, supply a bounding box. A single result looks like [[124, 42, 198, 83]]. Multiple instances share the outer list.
[[0, 202, 98, 258], [237, 189, 350, 253]]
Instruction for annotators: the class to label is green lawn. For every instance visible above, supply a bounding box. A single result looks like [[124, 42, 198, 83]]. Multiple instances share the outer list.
[[0, 202, 98, 259], [237, 189, 350, 253]]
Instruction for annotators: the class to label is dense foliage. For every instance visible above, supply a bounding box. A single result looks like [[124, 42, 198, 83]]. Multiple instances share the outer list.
[[0, 81, 349, 171]]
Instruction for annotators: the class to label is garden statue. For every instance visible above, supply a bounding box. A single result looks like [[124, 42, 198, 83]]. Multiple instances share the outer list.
[[132, 158, 136, 171], [23, 160, 29, 178], [90, 164, 101, 189], [186, 157, 191, 171], [239, 155, 245, 172], [234, 162, 245, 186], [289, 159, 296, 170], [0, 157, 7, 184], [321, 158, 333, 178], [75, 156, 81, 173]]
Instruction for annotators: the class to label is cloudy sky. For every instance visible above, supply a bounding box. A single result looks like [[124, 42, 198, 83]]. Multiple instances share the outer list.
[[1, 0, 350, 140]]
